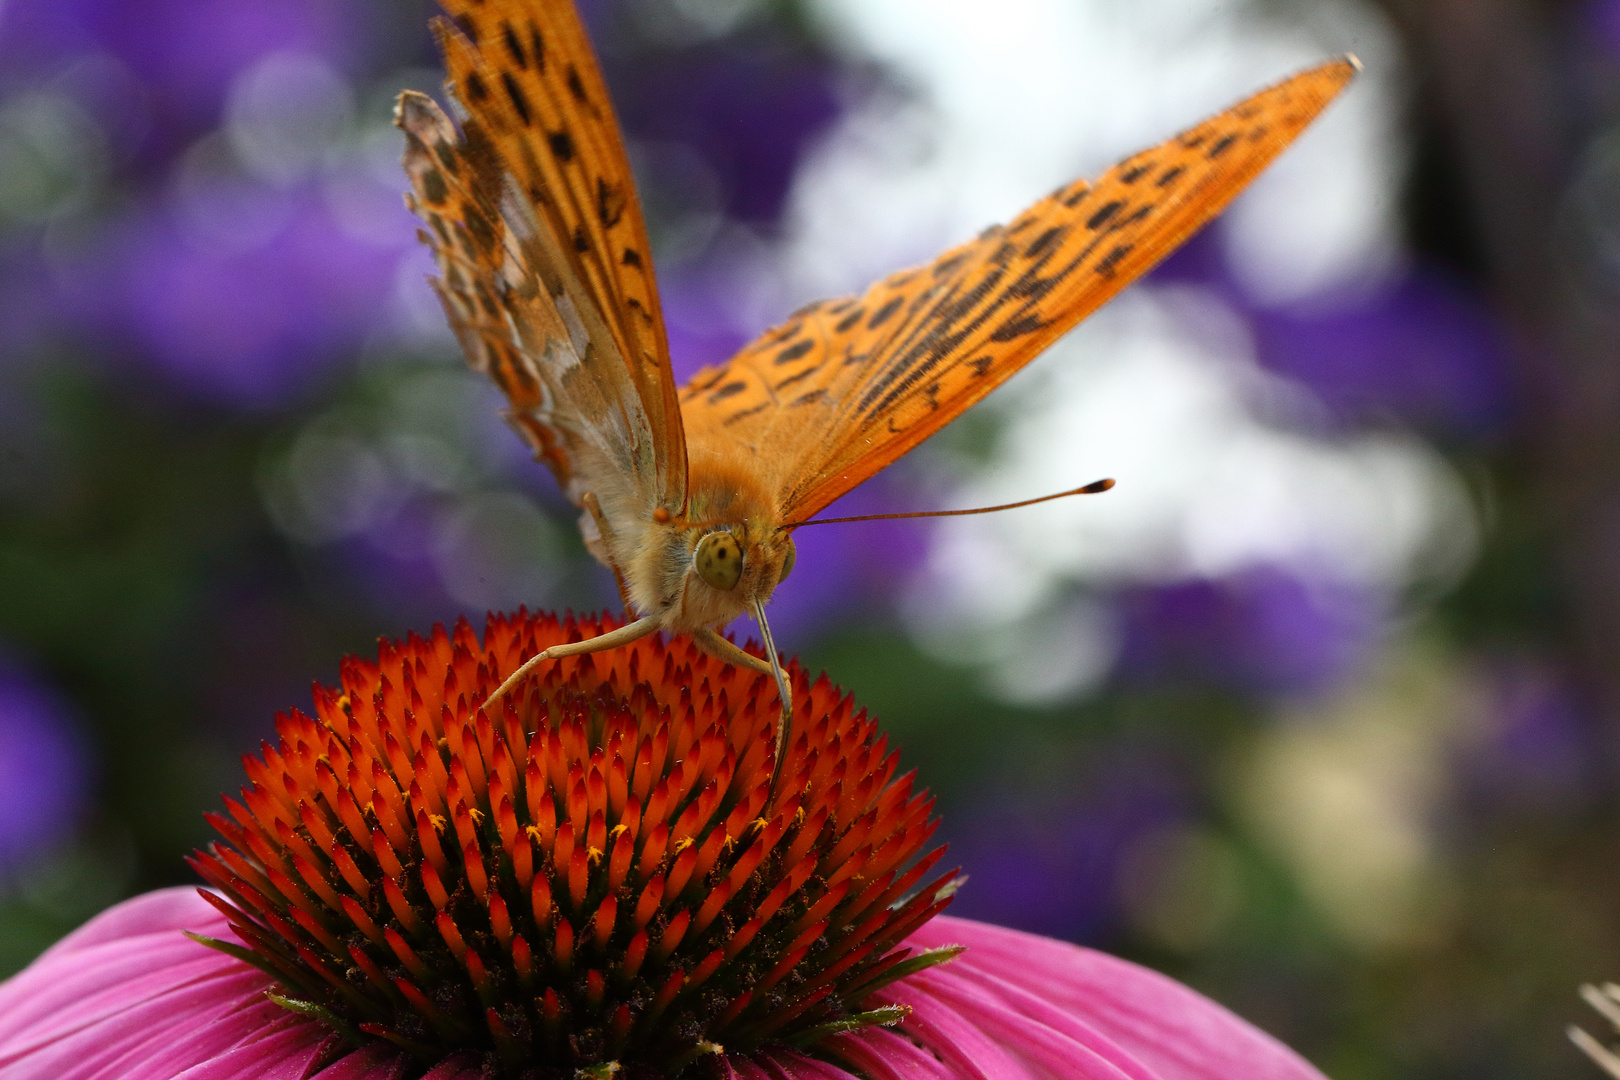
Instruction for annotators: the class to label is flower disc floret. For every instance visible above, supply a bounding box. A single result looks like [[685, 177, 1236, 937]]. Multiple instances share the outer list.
[[192, 611, 957, 1076]]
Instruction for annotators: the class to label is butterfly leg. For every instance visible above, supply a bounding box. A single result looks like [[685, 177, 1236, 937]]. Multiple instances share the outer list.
[[692, 620, 793, 767], [485, 614, 661, 711], [581, 491, 635, 612]]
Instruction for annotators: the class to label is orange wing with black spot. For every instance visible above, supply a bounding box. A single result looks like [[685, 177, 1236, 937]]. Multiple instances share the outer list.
[[398, 0, 685, 531], [678, 57, 1358, 522]]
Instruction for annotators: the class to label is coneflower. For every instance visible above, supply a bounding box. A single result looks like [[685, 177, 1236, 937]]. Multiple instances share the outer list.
[[0, 611, 1332, 1080]]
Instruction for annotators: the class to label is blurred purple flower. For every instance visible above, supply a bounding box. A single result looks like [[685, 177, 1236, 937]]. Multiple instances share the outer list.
[[1454, 658, 1600, 816], [660, 262, 753, 382], [1586, 0, 1620, 62], [0, 247, 55, 359], [946, 755, 1187, 943], [62, 178, 411, 408], [0, 654, 91, 874], [0, 0, 365, 152], [1250, 268, 1511, 437], [1115, 565, 1382, 699], [1148, 226, 1230, 288], [613, 40, 841, 225], [1153, 228, 1511, 438]]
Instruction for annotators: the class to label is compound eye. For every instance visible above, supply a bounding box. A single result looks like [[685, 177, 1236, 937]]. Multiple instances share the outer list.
[[694, 531, 744, 591], [777, 536, 796, 584]]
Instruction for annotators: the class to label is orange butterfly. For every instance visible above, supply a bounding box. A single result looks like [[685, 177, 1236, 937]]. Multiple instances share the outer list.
[[395, 0, 1357, 745]]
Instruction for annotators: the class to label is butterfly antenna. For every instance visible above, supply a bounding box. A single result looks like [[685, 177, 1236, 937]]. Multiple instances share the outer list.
[[748, 598, 793, 786], [786, 478, 1116, 528]]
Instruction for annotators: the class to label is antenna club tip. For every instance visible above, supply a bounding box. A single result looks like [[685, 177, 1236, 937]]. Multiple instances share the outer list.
[[1082, 478, 1116, 494]]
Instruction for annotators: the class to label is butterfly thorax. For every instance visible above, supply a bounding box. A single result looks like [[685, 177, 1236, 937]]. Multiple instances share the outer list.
[[626, 449, 794, 633]]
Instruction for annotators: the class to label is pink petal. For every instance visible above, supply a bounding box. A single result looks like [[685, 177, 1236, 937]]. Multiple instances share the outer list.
[[0, 887, 411, 1080], [0, 893, 1324, 1080], [890, 915, 1327, 1080]]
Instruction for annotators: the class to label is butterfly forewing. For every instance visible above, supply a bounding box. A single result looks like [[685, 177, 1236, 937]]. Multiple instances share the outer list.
[[677, 57, 1358, 522], [427, 0, 687, 513]]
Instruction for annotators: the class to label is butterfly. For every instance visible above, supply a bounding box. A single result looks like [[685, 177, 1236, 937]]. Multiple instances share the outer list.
[[395, 0, 1357, 749]]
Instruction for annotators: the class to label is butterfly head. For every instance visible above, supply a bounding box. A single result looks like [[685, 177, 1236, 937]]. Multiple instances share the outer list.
[[625, 515, 796, 638], [670, 520, 794, 625], [626, 456, 797, 632], [691, 525, 795, 594]]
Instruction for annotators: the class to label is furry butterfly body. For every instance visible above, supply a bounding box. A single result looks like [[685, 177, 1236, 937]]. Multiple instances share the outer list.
[[396, 0, 1357, 725]]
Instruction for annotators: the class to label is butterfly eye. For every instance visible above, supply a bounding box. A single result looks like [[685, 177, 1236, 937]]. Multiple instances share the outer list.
[[777, 536, 796, 585], [694, 531, 743, 591]]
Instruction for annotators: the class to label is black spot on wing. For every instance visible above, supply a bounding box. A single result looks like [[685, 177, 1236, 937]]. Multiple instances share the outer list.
[[1157, 165, 1185, 188], [834, 308, 865, 333], [1207, 133, 1238, 158], [500, 72, 532, 125], [1006, 272, 1057, 303], [501, 22, 527, 68], [422, 169, 448, 206], [548, 130, 575, 162], [463, 204, 496, 252], [465, 71, 490, 103], [969, 356, 993, 377], [621, 248, 642, 267], [566, 65, 588, 103], [990, 313, 1044, 341], [597, 179, 625, 228], [867, 296, 903, 329], [1086, 200, 1124, 230], [775, 365, 820, 390], [529, 25, 545, 71], [572, 226, 589, 253], [723, 402, 771, 426], [790, 389, 828, 408], [1025, 227, 1065, 259], [1119, 162, 1151, 184], [452, 14, 478, 43], [434, 139, 460, 175], [1095, 243, 1133, 278], [687, 366, 728, 394], [775, 340, 815, 365], [708, 381, 748, 404], [764, 321, 801, 345]]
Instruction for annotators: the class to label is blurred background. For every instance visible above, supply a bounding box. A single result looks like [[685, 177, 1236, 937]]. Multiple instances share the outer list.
[[0, 0, 1614, 1076]]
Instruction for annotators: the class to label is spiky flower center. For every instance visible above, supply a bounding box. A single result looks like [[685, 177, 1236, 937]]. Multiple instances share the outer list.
[[193, 612, 957, 1076]]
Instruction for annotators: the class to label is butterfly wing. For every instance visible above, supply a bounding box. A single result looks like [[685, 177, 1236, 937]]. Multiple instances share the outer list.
[[398, 0, 685, 567], [677, 58, 1358, 522]]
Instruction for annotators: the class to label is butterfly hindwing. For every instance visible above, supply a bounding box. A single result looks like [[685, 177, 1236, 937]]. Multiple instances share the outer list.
[[677, 57, 1358, 522], [424, 0, 686, 514]]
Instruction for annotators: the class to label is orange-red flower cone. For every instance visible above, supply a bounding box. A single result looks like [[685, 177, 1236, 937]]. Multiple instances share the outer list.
[[188, 611, 958, 1075]]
